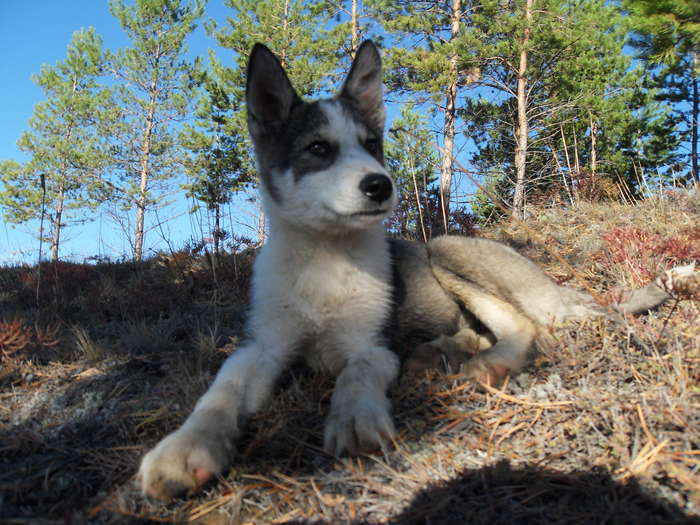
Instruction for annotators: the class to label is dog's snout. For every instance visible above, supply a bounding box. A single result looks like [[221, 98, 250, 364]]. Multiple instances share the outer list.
[[359, 173, 393, 203]]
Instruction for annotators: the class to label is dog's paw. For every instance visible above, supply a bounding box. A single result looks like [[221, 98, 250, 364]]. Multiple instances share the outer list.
[[403, 340, 449, 373], [324, 398, 395, 457], [403, 334, 482, 374], [460, 354, 510, 387], [659, 263, 700, 298], [138, 426, 231, 501]]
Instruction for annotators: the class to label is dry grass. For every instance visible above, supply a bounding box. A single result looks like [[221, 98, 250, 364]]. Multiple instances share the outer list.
[[1, 194, 699, 524]]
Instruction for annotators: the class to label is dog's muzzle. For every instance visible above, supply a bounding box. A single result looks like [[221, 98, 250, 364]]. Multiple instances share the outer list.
[[359, 173, 393, 203]]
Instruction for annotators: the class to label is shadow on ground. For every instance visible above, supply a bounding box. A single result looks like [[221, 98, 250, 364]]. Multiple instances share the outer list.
[[289, 460, 698, 525], [0, 357, 165, 520]]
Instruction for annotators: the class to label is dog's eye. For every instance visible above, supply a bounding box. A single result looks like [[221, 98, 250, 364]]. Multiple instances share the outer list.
[[364, 138, 380, 155], [307, 141, 331, 157]]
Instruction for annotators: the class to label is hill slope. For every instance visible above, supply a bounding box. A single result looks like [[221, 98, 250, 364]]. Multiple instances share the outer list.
[[1, 194, 699, 524]]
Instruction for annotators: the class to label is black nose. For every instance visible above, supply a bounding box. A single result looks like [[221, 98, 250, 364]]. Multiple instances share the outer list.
[[359, 173, 393, 203]]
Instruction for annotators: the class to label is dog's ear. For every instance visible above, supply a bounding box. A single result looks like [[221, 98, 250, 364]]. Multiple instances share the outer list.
[[246, 44, 301, 136], [339, 41, 385, 131]]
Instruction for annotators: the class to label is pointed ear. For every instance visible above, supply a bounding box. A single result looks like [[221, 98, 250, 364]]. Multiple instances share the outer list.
[[246, 43, 301, 136], [339, 40, 385, 131]]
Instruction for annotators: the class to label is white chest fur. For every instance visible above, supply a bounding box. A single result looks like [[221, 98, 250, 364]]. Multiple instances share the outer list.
[[246, 223, 393, 373]]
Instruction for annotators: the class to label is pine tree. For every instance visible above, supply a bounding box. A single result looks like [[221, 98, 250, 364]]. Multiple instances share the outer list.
[[624, 0, 700, 184], [181, 75, 251, 256], [365, 0, 476, 230], [537, 1, 681, 198], [461, 0, 666, 218], [461, 0, 583, 218], [385, 105, 439, 241], [0, 28, 110, 261], [205, 0, 348, 241], [104, 0, 205, 261]]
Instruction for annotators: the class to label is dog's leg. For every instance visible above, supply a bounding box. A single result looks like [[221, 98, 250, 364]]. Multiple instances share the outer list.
[[138, 338, 292, 500], [617, 264, 697, 314], [542, 264, 699, 319], [403, 328, 493, 374], [460, 293, 538, 385], [324, 346, 399, 456], [431, 265, 538, 385]]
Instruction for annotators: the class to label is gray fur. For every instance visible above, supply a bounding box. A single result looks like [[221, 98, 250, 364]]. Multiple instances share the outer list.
[[395, 236, 695, 378]]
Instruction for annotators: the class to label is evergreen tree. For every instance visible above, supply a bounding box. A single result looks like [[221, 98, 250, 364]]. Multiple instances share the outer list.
[[385, 105, 439, 241], [463, 0, 590, 217], [459, 0, 669, 218], [365, 0, 475, 230], [181, 75, 251, 256], [104, 0, 205, 261], [536, 1, 668, 198], [204, 0, 348, 241], [624, 0, 700, 184], [0, 28, 110, 261]]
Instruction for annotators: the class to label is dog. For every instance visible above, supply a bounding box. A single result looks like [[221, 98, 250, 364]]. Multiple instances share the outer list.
[[137, 40, 697, 500]]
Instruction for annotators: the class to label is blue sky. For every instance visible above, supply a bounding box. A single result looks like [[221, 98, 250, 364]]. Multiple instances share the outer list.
[[0, 0, 247, 264], [0, 1, 475, 264]]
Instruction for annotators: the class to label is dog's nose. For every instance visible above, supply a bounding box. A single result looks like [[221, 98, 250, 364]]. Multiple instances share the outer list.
[[359, 173, 393, 203]]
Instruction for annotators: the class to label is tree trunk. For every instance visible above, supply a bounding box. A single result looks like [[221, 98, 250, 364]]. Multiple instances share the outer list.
[[589, 113, 597, 177], [692, 50, 699, 185], [408, 153, 428, 242], [49, 78, 77, 262], [281, 0, 290, 65], [257, 209, 266, 244], [549, 141, 574, 205], [350, 0, 358, 58], [439, 0, 460, 233], [512, 0, 532, 220], [134, 47, 160, 261], [51, 182, 65, 262], [214, 203, 221, 258], [572, 125, 580, 176]]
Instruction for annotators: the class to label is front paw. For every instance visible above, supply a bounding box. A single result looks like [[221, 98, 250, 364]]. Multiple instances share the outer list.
[[323, 396, 395, 456], [138, 425, 232, 501]]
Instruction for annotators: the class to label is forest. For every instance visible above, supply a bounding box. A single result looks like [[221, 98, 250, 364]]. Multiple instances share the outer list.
[[1, 0, 698, 262]]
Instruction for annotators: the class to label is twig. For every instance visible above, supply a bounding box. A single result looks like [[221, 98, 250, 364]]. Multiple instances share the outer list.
[[656, 296, 680, 346]]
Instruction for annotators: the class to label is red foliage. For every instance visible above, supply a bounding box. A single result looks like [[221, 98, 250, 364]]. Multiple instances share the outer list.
[[599, 227, 700, 286], [0, 318, 62, 360], [0, 319, 33, 358]]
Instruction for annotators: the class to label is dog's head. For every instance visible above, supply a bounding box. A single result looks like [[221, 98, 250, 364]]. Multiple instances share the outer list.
[[245, 41, 396, 233]]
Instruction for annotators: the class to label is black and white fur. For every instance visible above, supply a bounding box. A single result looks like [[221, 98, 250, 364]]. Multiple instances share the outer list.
[[138, 41, 697, 500], [139, 42, 400, 499]]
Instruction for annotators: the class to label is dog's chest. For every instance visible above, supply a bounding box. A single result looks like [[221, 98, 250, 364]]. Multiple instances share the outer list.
[[253, 237, 392, 335]]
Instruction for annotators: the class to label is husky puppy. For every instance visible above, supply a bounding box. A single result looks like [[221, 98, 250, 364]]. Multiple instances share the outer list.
[[138, 41, 697, 500]]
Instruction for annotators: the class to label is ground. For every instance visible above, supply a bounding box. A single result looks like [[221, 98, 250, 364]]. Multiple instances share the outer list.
[[1, 194, 699, 524]]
